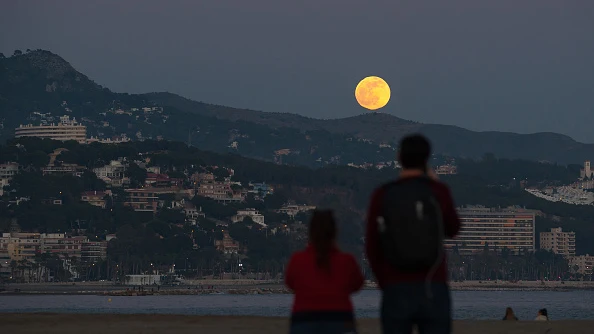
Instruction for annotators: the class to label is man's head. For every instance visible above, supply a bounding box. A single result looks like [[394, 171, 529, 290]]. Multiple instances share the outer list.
[[398, 134, 431, 171]]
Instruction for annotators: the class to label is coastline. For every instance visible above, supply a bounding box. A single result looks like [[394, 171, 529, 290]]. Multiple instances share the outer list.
[[1, 314, 593, 334], [2, 280, 594, 296]]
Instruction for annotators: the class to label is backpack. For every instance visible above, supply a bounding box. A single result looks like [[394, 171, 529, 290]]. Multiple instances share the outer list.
[[377, 177, 445, 272]]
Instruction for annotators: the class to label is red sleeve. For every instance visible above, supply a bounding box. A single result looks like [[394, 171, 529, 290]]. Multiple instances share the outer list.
[[365, 187, 385, 287], [285, 255, 297, 291], [433, 183, 461, 238], [347, 254, 364, 293]]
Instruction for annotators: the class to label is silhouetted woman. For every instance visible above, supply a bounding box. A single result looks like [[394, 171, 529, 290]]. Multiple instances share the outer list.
[[285, 210, 364, 334], [502, 307, 518, 320]]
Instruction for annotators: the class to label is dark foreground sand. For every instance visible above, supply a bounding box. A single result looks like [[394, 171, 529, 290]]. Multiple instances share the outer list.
[[1, 314, 592, 334]]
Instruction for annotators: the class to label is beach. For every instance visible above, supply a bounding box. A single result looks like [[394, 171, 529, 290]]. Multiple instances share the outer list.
[[2, 280, 594, 295], [1, 314, 592, 334]]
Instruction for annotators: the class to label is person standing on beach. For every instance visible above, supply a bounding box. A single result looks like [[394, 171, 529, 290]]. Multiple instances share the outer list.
[[535, 308, 549, 321], [285, 210, 364, 334], [502, 307, 519, 321], [365, 134, 461, 334]]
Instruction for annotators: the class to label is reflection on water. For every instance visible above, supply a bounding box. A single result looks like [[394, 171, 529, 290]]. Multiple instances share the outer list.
[[0, 290, 593, 320]]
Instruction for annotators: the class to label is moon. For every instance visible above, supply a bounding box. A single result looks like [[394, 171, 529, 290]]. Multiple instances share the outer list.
[[354, 76, 391, 110]]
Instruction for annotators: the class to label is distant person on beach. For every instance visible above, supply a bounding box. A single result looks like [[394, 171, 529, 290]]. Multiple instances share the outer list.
[[535, 308, 549, 321], [285, 210, 364, 334], [502, 307, 518, 321], [365, 134, 461, 334]]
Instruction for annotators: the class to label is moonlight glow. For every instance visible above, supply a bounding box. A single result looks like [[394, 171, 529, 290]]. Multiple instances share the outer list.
[[354, 76, 391, 110]]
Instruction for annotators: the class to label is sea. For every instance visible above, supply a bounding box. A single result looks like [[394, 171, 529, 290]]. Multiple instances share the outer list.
[[1, 290, 593, 320]]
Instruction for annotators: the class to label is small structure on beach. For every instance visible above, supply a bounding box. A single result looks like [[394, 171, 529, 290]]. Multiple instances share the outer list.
[[125, 274, 161, 286]]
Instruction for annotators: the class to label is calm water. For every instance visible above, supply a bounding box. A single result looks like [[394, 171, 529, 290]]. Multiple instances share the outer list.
[[1, 290, 593, 320]]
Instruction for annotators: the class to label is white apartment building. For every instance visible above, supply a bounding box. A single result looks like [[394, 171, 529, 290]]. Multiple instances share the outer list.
[[232, 209, 266, 227], [0, 162, 19, 196], [569, 255, 594, 277], [15, 115, 87, 143], [540, 227, 576, 257]]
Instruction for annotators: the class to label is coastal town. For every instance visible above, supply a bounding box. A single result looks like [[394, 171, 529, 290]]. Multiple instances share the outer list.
[[0, 110, 592, 289]]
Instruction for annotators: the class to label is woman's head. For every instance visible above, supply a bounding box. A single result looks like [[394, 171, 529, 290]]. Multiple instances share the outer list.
[[539, 308, 548, 317], [308, 210, 338, 270], [505, 307, 514, 316]]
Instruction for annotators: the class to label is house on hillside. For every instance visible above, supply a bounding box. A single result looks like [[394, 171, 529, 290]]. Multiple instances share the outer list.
[[93, 160, 127, 187], [81, 190, 111, 209], [278, 203, 316, 218], [232, 209, 266, 227], [215, 232, 240, 254], [248, 182, 274, 197], [124, 188, 159, 213], [194, 172, 243, 203], [435, 164, 457, 175], [183, 202, 205, 225], [145, 173, 182, 188]]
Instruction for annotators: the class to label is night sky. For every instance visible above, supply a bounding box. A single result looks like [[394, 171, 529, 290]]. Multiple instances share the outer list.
[[1, 0, 594, 141]]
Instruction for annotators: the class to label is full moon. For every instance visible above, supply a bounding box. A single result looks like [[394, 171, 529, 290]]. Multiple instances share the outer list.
[[354, 76, 391, 110]]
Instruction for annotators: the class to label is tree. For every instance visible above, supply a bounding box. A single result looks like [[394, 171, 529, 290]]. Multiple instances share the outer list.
[[13, 49, 22, 56], [126, 163, 147, 188], [228, 223, 250, 243], [263, 192, 288, 210], [213, 168, 230, 181]]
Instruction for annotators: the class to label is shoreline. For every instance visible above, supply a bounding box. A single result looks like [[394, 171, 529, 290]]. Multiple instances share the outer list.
[[2, 280, 594, 296], [1, 314, 593, 334]]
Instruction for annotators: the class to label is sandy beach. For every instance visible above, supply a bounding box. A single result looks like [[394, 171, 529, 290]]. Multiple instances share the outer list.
[[2, 280, 594, 295], [1, 314, 592, 334]]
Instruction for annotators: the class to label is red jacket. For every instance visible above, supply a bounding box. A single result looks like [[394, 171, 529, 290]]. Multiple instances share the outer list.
[[365, 177, 461, 288], [285, 245, 364, 314]]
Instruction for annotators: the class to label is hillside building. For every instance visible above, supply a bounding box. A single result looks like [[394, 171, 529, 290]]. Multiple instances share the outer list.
[[444, 206, 536, 255], [15, 115, 87, 143], [232, 208, 266, 227], [278, 203, 316, 218], [0, 232, 107, 262], [540, 227, 576, 257], [81, 190, 110, 209], [580, 161, 594, 179], [124, 188, 159, 213], [0, 162, 19, 196]]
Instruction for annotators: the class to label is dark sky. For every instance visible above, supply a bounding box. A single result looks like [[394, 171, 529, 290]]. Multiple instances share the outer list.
[[2, 0, 594, 141]]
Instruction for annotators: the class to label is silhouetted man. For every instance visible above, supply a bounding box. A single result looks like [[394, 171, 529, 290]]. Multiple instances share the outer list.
[[365, 134, 460, 334]]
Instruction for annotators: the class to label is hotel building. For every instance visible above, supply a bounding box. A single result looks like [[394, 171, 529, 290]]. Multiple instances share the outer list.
[[14, 115, 87, 143], [540, 227, 576, 257], [444, 206, 536, 254]]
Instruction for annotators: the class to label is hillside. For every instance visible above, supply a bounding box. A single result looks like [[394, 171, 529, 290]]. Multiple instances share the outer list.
[[2, 137, 594, 260], [146, 92, 593, 164], [1, 49, 594, 164]]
